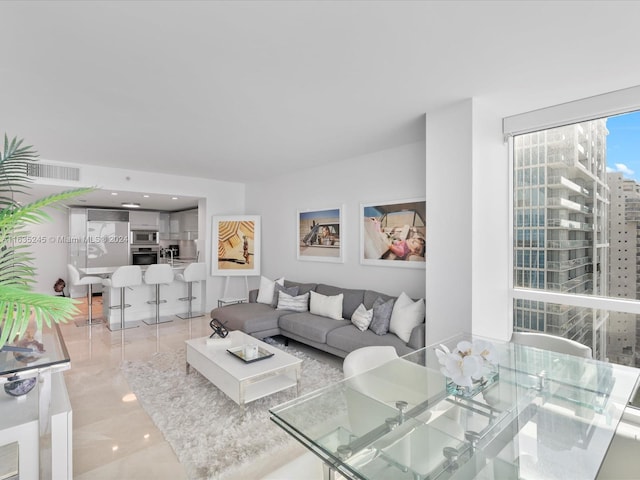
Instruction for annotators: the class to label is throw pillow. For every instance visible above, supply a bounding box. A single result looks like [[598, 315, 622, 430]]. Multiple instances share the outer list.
[[256, 276, 284, 305], [369, 296, 395, 335], [271, 283, 300, 308], [389, 292, 425, 343], [351, 303, 373, 332], [277, 291, 310, 312], [309, 291, 344, 320]]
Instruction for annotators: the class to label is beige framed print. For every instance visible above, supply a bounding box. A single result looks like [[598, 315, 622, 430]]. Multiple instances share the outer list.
[[297, 207, 344, 263], [212, 215, 261, 276], [360, 198, 425, 268]]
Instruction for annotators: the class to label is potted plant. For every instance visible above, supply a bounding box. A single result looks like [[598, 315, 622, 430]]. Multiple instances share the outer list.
[[0, 134, 92, 350]]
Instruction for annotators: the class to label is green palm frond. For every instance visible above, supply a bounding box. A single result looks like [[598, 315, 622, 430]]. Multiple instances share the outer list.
[[0, 134, 95, 350], [0, 285, 80, 346], [0, 134, 38, 210], [0, 188, 94, 286]]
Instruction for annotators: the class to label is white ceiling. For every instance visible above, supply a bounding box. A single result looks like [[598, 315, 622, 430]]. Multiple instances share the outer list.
[[2, 0, 640, 192]]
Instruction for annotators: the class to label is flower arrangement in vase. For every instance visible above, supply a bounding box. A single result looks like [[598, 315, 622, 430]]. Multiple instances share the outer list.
[[435, 339, 499, 398]]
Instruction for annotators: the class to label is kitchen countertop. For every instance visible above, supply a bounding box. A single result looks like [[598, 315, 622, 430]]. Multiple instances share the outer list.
[[80, 263, 190, 276]]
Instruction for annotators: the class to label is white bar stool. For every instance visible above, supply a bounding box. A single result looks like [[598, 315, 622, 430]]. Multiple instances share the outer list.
[[102, 265, 142, 331], [143, 264, 174, 325], [175, 262, 206, 319], [67, 264, 104, 327]]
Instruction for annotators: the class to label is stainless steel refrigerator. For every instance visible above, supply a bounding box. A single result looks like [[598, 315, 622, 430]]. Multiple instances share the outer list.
[[86, 210, 130, 292]]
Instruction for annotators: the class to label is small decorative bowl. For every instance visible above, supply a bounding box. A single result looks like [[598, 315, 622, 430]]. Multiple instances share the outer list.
[[4, 376, 37, 397]]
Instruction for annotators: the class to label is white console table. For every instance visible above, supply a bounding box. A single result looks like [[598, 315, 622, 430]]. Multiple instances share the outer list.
[[0, 324, 72, 479]]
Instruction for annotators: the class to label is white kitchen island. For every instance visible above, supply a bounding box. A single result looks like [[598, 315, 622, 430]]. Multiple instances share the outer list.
[[79, 263, 204, 327]]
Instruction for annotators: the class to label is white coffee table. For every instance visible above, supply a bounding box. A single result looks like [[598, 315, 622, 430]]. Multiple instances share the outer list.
[[185, 331, 302, 408]]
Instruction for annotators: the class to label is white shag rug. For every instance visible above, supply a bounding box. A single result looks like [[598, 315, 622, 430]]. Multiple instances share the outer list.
[[120, 339, 344, 480]]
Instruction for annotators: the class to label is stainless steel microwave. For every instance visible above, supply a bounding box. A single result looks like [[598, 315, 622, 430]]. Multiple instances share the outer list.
[[131, 230, 159, 245]]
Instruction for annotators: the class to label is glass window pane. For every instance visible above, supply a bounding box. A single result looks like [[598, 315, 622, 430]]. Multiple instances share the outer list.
[[512, 110, 640, 368]]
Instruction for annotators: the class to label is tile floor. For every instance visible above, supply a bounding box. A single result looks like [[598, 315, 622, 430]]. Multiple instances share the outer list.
[[60, 296, 340, 479]]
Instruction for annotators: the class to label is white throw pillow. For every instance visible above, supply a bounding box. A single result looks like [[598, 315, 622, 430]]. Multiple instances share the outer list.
[[256, 276, 284, 305], [389, 292, 425, 343], [277, 291, 309, 312], [309, 291, 344, 320], [351, 303, 373, 332]]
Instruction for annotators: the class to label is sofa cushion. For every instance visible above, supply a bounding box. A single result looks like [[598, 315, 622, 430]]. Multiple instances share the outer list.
[[277, 291, 309, 312], [310, 291, 344, 320], [279, 312, 349, 343], [316, 284, 365, 319], [326, 325, 414, 355], [363, 290, 395, 310], [351, 303, 373, 331], [284, 280, 318, 295], [256, 276, 284, 304], [210, 303, 286, 335], [271, 284, 299, 307], [389, 292, 425, 343], [407, 323, 426, 350], [369, 297, 395, 335]]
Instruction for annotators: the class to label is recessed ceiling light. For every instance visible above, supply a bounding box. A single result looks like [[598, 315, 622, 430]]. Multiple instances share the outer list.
[[111, 192, 118, 196], [121, 202, 141, 208], [143, 194, 150, 198], [171, 197, 178, 200]]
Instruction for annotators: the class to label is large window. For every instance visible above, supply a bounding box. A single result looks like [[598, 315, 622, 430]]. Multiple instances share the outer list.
[[511, 107, 640, 367]]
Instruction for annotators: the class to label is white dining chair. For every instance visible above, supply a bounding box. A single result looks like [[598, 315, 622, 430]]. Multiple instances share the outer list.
[[511, 331, 592, 358], [343, 346, 399, 378]]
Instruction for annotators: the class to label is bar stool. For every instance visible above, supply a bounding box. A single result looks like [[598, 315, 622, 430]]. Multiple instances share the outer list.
[[67, 264, 104, 327], [143, 264, 174, 325], [102, 265, 142, 331], [176, 262, 207, 319]]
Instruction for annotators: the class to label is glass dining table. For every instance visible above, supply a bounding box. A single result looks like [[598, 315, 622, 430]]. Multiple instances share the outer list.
[[269, 334, 640, 480]]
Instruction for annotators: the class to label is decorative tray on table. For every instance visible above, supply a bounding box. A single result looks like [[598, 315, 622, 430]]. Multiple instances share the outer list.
[[227, 346, 274, 363]]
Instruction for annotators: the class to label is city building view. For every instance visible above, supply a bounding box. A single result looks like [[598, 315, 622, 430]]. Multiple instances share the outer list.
[[513, 112, 640, 366]]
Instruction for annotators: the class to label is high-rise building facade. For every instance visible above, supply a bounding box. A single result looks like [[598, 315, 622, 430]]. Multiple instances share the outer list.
[[513, 119, 609, 360], [607, 172, 640, 366]]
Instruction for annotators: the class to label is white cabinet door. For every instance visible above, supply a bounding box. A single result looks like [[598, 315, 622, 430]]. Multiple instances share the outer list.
[[159, 213, 170, 240], [182, 209, 198, 231], [130, 211, 160, 229]]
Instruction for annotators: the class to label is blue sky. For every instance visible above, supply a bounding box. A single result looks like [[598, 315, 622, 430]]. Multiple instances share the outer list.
[[606, 110, 640, 181]]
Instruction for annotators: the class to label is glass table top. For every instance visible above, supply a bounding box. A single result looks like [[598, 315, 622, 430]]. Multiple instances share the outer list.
[[270, 334, 640, 480], [0, 323, 70, 378]]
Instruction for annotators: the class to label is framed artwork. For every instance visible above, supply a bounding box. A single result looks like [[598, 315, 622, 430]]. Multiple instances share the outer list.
[[360, 198, 426, 268], [212, 215, 261, 276], [297, 206, 344, 263]]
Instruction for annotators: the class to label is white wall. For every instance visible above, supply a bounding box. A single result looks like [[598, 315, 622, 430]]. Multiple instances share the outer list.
[[425, 100, 473, 343], [471, 98, 511, 340], [24, 163, 245, 311], [25, 207, 70, 295], [243, 141, 426, 300]]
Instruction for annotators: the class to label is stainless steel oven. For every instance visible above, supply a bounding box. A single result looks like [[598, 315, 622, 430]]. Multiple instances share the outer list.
[[131, 246, 159, 266], [131, 230, 159, 245]]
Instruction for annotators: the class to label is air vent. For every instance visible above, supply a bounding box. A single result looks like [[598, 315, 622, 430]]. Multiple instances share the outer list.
[[27, 163, 80, 181]]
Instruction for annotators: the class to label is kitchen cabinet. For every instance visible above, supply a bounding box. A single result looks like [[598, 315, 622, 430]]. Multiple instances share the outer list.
[[182, 209, 198, 233], [169, 209, 198, 240], [159, 213, 171, 240], [129, 211, 160, 230]]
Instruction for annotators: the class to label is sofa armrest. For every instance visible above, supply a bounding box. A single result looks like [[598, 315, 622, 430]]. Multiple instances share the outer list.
[[248, 289, 259, 303], [407, 323, 426, 350]]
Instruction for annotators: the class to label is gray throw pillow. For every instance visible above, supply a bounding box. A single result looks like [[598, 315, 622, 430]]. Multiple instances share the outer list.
[[369, 297, 395, 335], [272, 284, 300, 307]]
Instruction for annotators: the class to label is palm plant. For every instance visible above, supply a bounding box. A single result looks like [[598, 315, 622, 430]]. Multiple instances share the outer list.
[[0, 135, 93, 349]]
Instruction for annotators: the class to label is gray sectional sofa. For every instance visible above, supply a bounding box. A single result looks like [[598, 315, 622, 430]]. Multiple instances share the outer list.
[[209, 280, 426, 358]]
